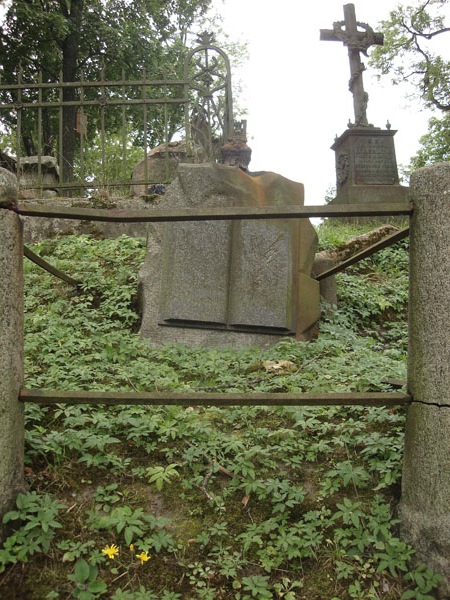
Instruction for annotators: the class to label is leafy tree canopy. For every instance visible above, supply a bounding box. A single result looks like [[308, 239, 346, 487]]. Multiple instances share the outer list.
[[0, 0, 212, 83], [409, 112, 450, 169], [370, 0, 449, 113], [0, 0, 217, 181], [370, 1, 449, 171]]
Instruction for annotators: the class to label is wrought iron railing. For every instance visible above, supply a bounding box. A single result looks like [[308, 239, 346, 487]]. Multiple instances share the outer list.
[[0, 33, 235, 197]]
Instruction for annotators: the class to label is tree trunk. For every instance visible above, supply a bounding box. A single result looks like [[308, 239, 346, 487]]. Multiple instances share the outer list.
[[60, 0, 84, 192]]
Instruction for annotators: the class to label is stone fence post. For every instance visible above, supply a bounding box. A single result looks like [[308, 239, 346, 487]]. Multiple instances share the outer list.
[[399, 161, 450, 598], [0, 168, 25, 541]]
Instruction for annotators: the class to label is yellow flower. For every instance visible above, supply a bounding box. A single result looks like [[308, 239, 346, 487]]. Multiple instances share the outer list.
[[129, 544, 135, 552], [102, 544, 119, 560], [136, 551, 151, 565]]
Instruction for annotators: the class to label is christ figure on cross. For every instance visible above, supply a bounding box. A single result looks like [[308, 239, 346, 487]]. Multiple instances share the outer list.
[[320, 3, 384, 127]]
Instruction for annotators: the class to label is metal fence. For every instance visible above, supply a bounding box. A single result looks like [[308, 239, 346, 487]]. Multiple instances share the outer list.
[[16, 200, 412, 408], [0, 32, 234, 196]]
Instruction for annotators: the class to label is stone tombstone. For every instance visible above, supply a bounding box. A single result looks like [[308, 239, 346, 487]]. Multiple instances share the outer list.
[[131, 141, 190, 197], [320, 4, 408, 208], [138, 163, 319, 348], [18, 155, 59, 199]]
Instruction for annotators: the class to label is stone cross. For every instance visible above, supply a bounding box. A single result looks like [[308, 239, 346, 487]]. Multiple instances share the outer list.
[[320, 4, 383, 127]]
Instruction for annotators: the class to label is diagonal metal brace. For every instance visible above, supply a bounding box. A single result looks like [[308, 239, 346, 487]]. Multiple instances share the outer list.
[[24, 245, 81, 288]]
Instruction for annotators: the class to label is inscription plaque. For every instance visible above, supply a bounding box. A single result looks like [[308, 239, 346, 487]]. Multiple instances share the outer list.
[[353, 137, 398, 185], [160, 221, 232, 324], [229, 220, 296, 331], [160, 219, 296, 333]]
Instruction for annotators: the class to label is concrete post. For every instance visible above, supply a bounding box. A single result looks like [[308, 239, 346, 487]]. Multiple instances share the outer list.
[[0, 168, 25, 541], [399, 162, 450, 598]]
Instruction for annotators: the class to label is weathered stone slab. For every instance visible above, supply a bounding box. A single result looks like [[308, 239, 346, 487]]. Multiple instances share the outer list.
[[0, 167, 18, 207], [352, 135, 399, 185], [20, 197, 160, 242], [18, 155, 59, 199], [131, 141, 191, 197]]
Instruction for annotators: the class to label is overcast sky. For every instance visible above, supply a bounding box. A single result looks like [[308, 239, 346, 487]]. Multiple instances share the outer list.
[[212, 0, 435, 204]]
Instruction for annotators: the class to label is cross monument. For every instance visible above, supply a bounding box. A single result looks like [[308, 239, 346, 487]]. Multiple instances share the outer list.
[[320, 4, 383, 127]]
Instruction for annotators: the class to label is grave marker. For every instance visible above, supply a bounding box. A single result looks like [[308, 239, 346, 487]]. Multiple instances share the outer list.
[[320, 4, 408, 210], [138, 163, 319, 348]]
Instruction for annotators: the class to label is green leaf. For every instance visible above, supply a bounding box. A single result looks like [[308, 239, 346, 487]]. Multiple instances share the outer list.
[[74, 559, 90, 583], [88, 580, 107, 594]]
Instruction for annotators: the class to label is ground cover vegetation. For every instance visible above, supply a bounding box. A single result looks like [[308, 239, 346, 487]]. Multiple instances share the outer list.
[[0, 222, 444, 599]]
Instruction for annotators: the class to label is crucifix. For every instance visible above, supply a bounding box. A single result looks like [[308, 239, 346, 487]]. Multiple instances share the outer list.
[[320, 4, 384, 127]]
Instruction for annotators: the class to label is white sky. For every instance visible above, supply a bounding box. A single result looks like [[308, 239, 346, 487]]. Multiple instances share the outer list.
[[213, 0, 435, 204]]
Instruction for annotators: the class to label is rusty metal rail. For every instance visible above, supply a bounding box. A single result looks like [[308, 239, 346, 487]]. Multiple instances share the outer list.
[[16, 202, 413, 222], [316, 226, 410, 281], [15, 199, 412, 408], [24, 245, 81, 287], [19, 389, 411, 407]]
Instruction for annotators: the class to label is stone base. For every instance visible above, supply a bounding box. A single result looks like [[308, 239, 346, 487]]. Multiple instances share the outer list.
[[330, 127, 409, 222], [332, 183, 409, 206], [329, 183, 409, 224], [137, 319, 292, 350]]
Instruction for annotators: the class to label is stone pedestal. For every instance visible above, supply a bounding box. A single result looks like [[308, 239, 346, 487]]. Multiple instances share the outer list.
[[138, 163, 319, 348], [330, 128, 408, 208], [399, 162, 450, 598]]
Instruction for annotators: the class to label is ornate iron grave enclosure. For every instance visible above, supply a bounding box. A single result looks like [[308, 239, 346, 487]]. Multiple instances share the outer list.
[[0, 33, 236, 195]]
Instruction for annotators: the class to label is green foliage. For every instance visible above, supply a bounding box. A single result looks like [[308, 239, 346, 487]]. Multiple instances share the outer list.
[[370, 0, 450, 172], [93, 484, 123, 513], [0, 0, 213, 163], [370, 0, 450, 113], [409, 112, 450, 171], [67, 559, 107, 600], [140, 464, 180, 491], [0, 492, 66, 572], [402, 564, 444, 599], [88, 506, 168, 548], [74, 130, 145, 190], [2, 227, 442, 598], [317, 220, 377, 251]]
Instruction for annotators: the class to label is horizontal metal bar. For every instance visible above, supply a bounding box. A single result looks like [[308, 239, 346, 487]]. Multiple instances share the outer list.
[[15, 203, 413, 223], [1, 98, 186, 110], [0, 79, 189, 91], [19, 389, 411, 407], [24, 246, 81, 287], [316, 227, 410, 281], [20, 177, 173, 190]]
